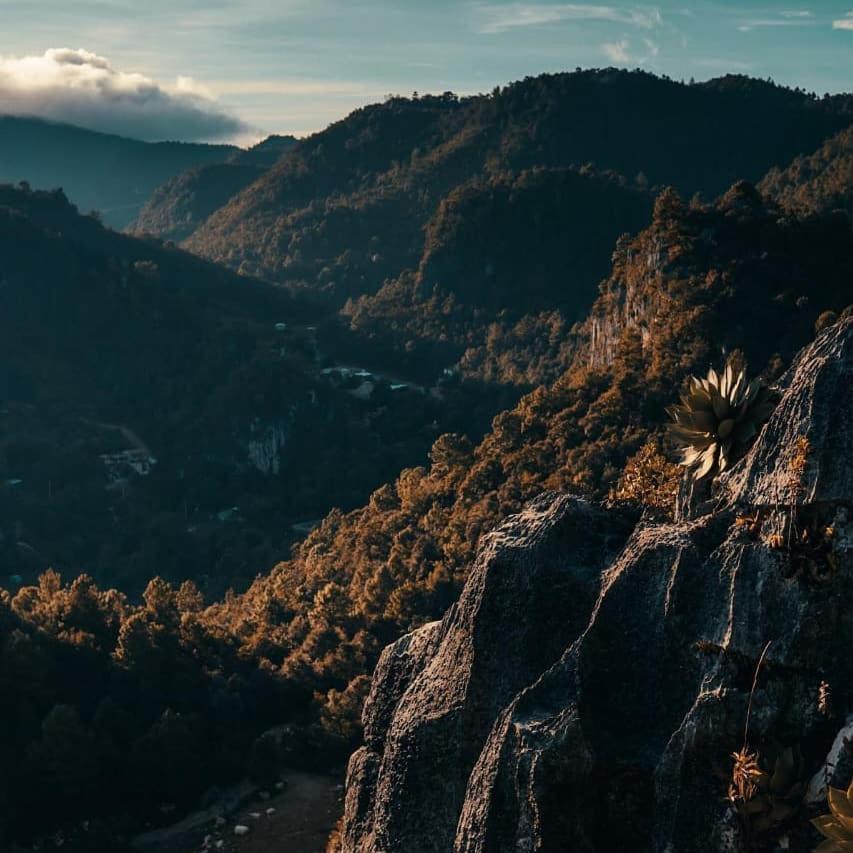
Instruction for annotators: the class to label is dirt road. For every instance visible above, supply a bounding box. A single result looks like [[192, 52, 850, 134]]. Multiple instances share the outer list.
[[222, 772, 343, 853], [134, 771, 343, 853]]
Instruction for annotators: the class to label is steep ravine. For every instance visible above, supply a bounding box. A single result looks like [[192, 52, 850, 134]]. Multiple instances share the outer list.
[[340, 316, 853, 852]]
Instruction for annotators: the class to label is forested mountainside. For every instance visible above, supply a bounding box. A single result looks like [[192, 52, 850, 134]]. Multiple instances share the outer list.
[[128, 135, 297, 242], [3, 178, 850, 852], [172, 71, 852, 390], [2, 170, 852, 850], [208, 182, 853, 743], [0, 116, 239, 227], [0, 570, 315, 852], [341, 166, 653, 384], [183, 71, 851, 297], [342, 126, 853, 387], [0, 185, 475, 599], [760, 124, 853, 217], [231, 134, 298, 167], [3, 69, 853, 850]]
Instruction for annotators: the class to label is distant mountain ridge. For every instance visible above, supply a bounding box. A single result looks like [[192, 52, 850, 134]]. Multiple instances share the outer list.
[[180, 71, 852, 299], [0, 115, 240, 228]]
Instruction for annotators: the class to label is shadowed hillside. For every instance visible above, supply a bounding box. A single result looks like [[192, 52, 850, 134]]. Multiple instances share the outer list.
[[174, 71, 852, 390], [185, 70, 852, 303], [128, 135, 298, 242], [342, 165, 653, 383], [0, 185, 471, 598]]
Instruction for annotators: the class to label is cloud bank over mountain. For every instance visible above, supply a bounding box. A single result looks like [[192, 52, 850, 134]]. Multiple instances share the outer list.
[[0, 48, 246, 141]]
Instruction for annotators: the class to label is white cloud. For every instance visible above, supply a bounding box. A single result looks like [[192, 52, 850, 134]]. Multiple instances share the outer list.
[[601, 39, 631, 62], [600, 36, 658, 64], [476, 3, 661, 34], [833, 12, 853, 30], [0, 48, 245, 141]]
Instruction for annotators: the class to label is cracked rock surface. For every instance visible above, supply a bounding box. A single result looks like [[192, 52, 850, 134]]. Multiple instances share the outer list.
[[341, 318, 853, 852]]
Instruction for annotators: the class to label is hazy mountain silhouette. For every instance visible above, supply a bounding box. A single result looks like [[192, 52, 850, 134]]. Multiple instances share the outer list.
[[0, 115, 238, 227]]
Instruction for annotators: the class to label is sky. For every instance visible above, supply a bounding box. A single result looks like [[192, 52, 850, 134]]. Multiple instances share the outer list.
[[0, 1, 851, 145]]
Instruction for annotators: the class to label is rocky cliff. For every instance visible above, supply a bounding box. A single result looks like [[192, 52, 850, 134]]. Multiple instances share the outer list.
[[340, 316, 853, 852]]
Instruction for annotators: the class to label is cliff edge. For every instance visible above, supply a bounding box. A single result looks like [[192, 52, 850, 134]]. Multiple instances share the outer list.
[[340, 316, 853, 852]]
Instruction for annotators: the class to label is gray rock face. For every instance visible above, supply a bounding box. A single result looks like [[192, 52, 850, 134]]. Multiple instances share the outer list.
[[723, 316, 853, 507], [341, 318, 853, 852]]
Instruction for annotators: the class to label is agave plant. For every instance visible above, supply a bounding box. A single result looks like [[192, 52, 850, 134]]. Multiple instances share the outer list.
[[667, 356, 775, 479], [812, 781, 853, 852]]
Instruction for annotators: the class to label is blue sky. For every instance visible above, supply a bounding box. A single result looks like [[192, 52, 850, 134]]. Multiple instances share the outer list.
[[1, 1, 851, 143]]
